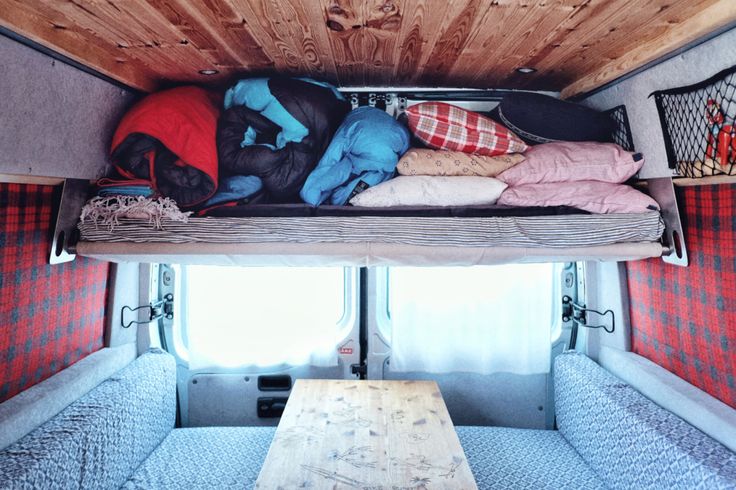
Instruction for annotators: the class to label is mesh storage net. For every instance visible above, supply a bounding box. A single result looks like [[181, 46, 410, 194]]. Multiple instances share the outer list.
[[653, 65, 736, 178], [606, 105, 635, 152]]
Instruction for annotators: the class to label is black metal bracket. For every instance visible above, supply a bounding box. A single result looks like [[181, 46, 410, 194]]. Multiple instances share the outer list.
[[344, 90, 503, 118], [562, 295, 615, 334], [121, 293, 174, 329]]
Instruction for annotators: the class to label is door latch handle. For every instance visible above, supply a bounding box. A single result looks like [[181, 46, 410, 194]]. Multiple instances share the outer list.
[[562, 295, 615, 333], [121, 293, 174, 328]]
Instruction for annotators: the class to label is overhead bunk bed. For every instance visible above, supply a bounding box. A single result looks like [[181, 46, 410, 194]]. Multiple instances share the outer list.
[[68, 90, 675, 267], [76, 206, 665, 266], [2, 1, 727, 268], [2, 2, 720, 269]]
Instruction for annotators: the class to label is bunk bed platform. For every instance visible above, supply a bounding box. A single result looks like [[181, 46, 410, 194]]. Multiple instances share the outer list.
[[76, 211, 664, 266]]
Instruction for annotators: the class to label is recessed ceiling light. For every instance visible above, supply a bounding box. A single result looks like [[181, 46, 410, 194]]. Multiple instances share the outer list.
[[516, 67, 537, 74], [198, 69, 219, 75]]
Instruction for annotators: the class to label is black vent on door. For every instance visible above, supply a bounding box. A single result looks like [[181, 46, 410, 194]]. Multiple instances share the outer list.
[[258, 375, 292, 391]]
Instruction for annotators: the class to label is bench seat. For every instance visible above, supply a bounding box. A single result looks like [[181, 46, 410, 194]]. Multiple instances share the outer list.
[[456, 426, 606, 489], [0, 350, 175, 490], [123, 427, 275, 490], [2, 349, 736, 489], [555, 352, 736, 489]]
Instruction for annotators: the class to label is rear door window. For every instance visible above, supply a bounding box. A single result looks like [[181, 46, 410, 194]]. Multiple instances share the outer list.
[[380, 264, 561, 374], [175, 265, 353, 369]]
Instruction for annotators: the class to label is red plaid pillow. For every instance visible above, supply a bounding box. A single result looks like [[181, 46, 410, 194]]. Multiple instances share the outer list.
[[406, 102, 527, 156]]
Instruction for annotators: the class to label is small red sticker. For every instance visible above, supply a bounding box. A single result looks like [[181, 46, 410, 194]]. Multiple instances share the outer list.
[[338, 347, 353, 355]]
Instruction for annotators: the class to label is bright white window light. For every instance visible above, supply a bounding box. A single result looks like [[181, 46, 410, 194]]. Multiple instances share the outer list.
[[181, 266, 347, 369], [385, 263, 560, 375]]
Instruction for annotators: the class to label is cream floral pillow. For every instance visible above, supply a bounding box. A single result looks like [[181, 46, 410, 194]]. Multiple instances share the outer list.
[[397, 148, 524, 177], [349, 176, 507, 207]]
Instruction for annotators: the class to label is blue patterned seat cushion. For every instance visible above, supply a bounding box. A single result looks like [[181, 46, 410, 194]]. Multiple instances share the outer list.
[[0, 350, 176, 490], [555, 352, 736, 489], [456, 426, 606, 489], [123, 426, 276, 489]]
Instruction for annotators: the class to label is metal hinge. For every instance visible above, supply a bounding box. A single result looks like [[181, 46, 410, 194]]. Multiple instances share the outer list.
[[562, 295, 615, 334], [647, 177, 688, 267], [49, 178, 89, 264], [121, 293, 174, 328]]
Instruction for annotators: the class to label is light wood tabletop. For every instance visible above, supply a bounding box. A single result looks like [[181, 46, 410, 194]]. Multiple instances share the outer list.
[[255, 379, 477, 489]]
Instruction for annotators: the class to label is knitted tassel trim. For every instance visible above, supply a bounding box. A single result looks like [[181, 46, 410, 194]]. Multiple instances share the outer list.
[[79, 195, 191, 230]]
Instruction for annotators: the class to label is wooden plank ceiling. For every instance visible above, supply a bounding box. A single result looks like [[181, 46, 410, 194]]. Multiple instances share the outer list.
[[1, 0, 735, 97]]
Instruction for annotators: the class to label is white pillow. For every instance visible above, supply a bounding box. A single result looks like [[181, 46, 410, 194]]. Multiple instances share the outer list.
[[349, 176, 507, 207]]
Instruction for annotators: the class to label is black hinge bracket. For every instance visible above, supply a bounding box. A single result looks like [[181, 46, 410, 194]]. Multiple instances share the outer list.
[[562, 295, 615, 334], [121, 293, 174, 328]]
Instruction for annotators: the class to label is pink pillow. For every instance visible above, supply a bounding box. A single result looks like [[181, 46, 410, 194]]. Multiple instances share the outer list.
[[497, 181, 659, 214], [498, 141, 643, 185]]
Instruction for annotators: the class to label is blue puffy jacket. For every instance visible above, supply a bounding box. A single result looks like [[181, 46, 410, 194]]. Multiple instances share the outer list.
[[300, 107, 410, 206], [219, 77, 350, 202]]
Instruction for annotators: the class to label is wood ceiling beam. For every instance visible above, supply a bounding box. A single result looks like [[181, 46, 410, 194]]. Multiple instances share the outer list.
[[0, 0, 159, 92], [1, 1, 734, 95], [561, 0, 736, 98]]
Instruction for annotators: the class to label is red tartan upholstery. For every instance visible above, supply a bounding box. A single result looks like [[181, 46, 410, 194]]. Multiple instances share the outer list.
[[0, 183, 109, 403], [627, 184, 736, 409], [406, 102, 527, 156]]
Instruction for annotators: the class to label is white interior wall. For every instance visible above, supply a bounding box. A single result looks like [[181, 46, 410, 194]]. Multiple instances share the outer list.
[[582, 27, 736, 178]]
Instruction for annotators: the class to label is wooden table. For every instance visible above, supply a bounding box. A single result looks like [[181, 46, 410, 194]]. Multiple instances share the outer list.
[[255, 379, 477, 489]]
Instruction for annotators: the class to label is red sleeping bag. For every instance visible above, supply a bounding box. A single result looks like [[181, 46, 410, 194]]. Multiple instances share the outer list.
[[111, 86, 221, 207]]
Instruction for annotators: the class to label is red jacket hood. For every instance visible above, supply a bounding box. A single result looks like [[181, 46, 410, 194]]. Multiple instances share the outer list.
[[111, 86, 221, 199]]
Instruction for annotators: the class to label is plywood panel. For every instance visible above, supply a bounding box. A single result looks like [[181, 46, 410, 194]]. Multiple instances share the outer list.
[[562, 0, 736, 97], [361, 0, 404, 86], [391, 0, 451, 85], [416, 0, 492, 86], [527, 0, 693, 90], [448, 0, 588, 88], [0, 0, 158, 91], [0, 0, 733, 95], [256, 379, 476, 489], [46, 0, 216, 77], [320, 0, 373, 86], [233, 0, 336, 81], [503, 0, 643, 89], [145, 0, 273, 71]]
